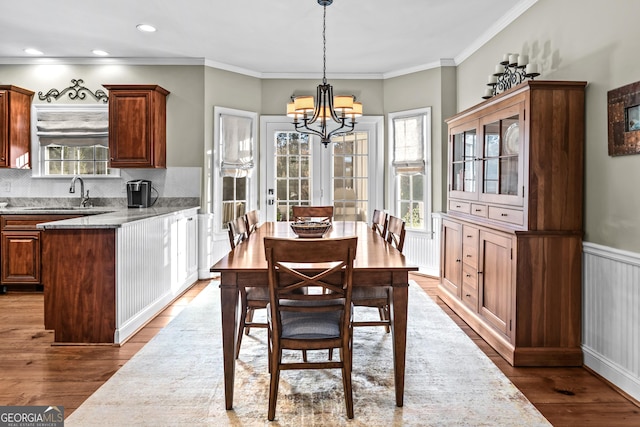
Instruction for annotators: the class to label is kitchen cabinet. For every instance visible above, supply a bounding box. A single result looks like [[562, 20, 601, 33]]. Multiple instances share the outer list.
[[42, 208, 198, 343], [1, 215, 82, 289], [439, 80, 586, 366], [0, 85, 34, 169], [103, 84, 169, 168]]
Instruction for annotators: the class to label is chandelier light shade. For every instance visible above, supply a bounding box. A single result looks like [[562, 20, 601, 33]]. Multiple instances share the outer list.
[[286, 0, 362, 147]]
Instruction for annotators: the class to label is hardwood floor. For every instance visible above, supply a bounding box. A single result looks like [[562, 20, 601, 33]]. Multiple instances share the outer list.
[[0, 275, 639, 425]]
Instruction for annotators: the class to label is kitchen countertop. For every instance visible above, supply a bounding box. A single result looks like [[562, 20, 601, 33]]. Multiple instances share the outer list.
[[0, 206, 199, 229]]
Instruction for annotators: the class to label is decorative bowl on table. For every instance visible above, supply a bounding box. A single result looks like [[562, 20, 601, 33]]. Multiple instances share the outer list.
[[290, 221, 331, 238]]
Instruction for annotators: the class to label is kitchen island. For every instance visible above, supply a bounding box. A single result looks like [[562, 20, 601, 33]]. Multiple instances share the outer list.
[[31, 206, 199, 344]]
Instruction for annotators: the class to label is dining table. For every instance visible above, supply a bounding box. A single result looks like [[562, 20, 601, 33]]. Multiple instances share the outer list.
[[210, 220, 418, 410]]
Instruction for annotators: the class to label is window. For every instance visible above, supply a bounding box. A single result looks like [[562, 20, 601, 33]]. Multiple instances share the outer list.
[[274, 131, 311, 221], [43, 145, 110, 175], [32, 104, 117, 177], [213, 106, 258, 230], [388, 107, 431, 231]]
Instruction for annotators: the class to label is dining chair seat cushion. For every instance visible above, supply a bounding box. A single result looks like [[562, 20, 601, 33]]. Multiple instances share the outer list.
[[245, 286, 270, 301], [268, 300, 350, 339], [351, 286, 389, 300]]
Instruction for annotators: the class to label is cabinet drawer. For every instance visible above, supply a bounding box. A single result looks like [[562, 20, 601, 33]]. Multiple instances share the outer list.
[[471, 204, 487, 218], [449, 200, 470, 215], [462, 264, 478, 311], [462, 225, 479, 268], [488, 206, 524, 226]]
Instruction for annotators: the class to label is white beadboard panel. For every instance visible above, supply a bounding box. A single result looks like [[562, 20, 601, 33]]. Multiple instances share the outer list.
[[115, 209, 198, 343], [583, 242, 640, 402], [403, 214, 441, 277]]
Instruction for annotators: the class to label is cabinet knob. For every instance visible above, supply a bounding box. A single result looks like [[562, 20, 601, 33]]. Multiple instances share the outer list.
[[456, 259, 461, 263], [475, 209, 482, 212], [465, 274, 471, 278], [466, 254, 472, 257], [501, 213, 508, 217]]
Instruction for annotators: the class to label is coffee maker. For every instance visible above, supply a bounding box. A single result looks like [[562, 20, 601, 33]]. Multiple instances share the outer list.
[[126, 179, 152, 208]]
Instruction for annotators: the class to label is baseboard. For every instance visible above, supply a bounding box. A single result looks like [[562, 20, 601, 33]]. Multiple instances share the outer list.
[[583, 345, 640, 403]]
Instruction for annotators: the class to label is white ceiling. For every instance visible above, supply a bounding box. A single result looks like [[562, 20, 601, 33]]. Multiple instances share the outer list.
[[0, 0, 536, 79]]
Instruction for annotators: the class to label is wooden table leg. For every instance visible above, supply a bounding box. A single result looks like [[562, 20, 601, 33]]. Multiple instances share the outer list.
[[220, 273, 239, 410], [389, 273, 409, 407]]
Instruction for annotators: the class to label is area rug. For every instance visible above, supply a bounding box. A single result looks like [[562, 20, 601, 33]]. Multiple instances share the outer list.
[[66, 281, 551, 426]]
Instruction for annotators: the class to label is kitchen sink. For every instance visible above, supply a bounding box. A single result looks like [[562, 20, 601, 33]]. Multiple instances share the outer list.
[[24, 206, 88, 210]]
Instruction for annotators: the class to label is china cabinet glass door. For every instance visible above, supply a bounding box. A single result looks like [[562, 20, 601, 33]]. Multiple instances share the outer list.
[[479, 104, 524, 206], [449, 122, 478, 200]]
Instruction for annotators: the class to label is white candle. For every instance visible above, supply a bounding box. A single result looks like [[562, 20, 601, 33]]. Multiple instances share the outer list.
[[519, 55, 529, 66], [484, 88, 493, 97], [488, 75, 497, 84], [502, 53, 510, 62], [509, 54, 519, 65], [495, 64, 505, 74], [526, 63, 539, 74]]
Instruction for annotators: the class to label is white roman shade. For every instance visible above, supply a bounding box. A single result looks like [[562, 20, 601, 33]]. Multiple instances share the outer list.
[[36, 109, 108, 147], [392, 114, 426, 175], [220, 114, 254, 178]]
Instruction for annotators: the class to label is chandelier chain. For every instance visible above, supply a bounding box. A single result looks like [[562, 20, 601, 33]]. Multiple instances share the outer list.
[[322, 4, 327, 84]]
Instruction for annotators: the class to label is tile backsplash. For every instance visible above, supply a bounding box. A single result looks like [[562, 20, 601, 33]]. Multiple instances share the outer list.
[[0, 167, 201, 205]]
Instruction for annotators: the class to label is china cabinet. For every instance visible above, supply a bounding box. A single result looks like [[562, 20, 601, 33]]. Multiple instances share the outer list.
[[439, 80, 587, 366], [103, 84, 169, 168], [0, 85, 34, 169]]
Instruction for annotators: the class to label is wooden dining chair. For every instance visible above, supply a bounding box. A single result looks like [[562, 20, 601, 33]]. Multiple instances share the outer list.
[[291, 205, 334, 223], [352, 214, 406, 332], [371, 209, 388, 237], [245, 209, 259, 235], [264, 236, 357, 421], [228, 215, 269, 359], [227, 216, 249, 250]]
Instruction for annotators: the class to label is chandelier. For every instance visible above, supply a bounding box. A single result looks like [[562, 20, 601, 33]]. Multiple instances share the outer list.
[[286, 0, 362, 147]]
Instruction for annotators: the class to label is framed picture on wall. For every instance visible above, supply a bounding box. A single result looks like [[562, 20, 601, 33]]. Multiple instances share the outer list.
[[608, 81, 640, 156]]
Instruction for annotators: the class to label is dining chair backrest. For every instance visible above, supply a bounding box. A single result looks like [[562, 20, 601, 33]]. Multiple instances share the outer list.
[[263, 235, 357, 420], [371, 209, 388, 237], [245, 210, 260, 235], [291, 205, 334, 223], [386, 215, 406, 253], [227, 216, 249, 250], [264, 236, 357, 311]]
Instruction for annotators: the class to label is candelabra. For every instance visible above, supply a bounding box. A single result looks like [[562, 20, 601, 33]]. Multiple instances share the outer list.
[[483, 53, 540, 99]]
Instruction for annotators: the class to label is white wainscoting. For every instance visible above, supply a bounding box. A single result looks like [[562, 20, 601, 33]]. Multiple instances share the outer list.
[[115, 208, 199, 343], [403, 213, 442, 277], [583, 242, 640, 402]]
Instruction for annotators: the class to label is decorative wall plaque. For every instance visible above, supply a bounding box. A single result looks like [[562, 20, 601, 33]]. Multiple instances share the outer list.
[[608, 81, 640, 156]]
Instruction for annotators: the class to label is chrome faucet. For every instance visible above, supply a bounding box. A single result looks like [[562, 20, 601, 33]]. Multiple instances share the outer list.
[[69, 175, 91, 207]]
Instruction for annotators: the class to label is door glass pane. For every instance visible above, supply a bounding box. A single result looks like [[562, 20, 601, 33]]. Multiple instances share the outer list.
[[332, 131, 368, 222], [274, 132, 311, 221]]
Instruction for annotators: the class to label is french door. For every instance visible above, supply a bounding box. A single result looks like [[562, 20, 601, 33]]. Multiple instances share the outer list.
[[260, 116, 383, 223]]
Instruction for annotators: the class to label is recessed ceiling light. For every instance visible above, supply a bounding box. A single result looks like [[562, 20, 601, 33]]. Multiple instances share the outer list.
[[136, 24, 157, 33], [92, 49, 110, 56], [24, 48, 43, 55]]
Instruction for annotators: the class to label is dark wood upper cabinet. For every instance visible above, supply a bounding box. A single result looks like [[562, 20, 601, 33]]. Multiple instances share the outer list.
[[0, 85, 34, 169], [103, 84, 169, 168]]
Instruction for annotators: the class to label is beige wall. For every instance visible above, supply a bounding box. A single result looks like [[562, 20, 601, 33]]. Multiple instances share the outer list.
[[456, 0, 640, 252]]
